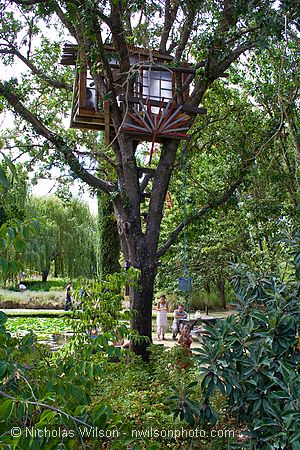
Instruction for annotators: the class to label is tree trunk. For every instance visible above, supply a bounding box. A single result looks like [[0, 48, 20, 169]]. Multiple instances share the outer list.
[[216, 278, 226, 309], [204, 282, 211, 294], [42, 268, 50, 282], [54, 257, 58, 278], [130, 265, 157, 361]]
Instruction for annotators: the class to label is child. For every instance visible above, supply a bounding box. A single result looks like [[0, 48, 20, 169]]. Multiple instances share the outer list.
[[178, 324, 192, 349], [89, 326, 98, 339]]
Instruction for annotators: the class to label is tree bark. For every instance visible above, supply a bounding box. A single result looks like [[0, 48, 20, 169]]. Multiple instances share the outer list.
[[130, 265, 157, 361], [42, 267, 49, 282], [54, 257, 58, 278], [216, 279, 226, 309]]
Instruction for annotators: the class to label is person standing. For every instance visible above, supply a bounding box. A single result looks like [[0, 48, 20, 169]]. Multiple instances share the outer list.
[[156, 295, 168, 340], [64, 282, 73, 311]]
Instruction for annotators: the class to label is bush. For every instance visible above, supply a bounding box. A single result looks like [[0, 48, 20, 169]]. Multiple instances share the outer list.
[[189, 289, 221, 311], [0, 272, 136, 449], [49, 286, 64, 292], [0, 289, 64, 309], [155, 287, 235, 313], [196, 261, 300, 448], [8, 278, 69, 292]]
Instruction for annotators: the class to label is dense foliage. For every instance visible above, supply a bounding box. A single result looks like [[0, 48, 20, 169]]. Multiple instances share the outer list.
[[196, 233, 300, 449]]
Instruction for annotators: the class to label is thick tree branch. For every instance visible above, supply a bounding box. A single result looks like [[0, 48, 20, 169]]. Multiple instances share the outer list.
[[174, 1, 198, 62], [54, 4, 78, 40], [190, 42, 255, 106], [157, 166, 249, 258], [0, 81, 115, 194], [159, 0, 180, 54], [219, 0, 237, 33], [146, 140, 179, 256], [0, 46, 72, 91], [109, 0, 130, 84]]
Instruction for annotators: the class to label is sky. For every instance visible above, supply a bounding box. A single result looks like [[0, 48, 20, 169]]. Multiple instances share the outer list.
[[31, 178, 98, 215], [0, 21, 98, 215]]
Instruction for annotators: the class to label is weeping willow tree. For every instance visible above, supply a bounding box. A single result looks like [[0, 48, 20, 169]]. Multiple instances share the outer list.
[[0, 162, 30, 283], [25, 196, 96, 281]]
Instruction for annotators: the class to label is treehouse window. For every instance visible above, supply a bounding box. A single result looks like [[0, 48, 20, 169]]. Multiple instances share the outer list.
[[85, 69, 97, 109], [135, 69, 173, 103]]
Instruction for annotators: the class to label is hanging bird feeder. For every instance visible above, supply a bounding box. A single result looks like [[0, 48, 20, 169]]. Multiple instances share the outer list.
[[178, 276, 192, 292]]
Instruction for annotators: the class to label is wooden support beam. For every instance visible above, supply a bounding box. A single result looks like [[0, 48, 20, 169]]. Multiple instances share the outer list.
[[104, 100, 110, 147], [119, 95, 207, 115]]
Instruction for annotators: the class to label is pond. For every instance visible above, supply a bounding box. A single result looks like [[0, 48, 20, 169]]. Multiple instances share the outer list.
[[6, 317, 74, 350]]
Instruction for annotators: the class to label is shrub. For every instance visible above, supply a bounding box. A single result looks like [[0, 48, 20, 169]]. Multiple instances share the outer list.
[[0, 271, 137, 449], [189, 289, 222, 311], [8, 278, 69, 292], [155, 288, 233, 313], [195, 260, 300, 448], [49, 286, 64, 291], [0, 289, 64, 309]]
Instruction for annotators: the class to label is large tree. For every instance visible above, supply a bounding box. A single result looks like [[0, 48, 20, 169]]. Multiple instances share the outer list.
[[0, 0, 297, 358], [25, 196, 96, 281]]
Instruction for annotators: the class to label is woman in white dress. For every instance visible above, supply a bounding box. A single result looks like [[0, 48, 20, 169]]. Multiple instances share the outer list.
[[156, 295, 168, 340]]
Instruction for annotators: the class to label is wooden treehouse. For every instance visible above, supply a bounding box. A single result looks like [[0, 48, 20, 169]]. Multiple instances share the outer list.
[[61, 44, 206, 148]]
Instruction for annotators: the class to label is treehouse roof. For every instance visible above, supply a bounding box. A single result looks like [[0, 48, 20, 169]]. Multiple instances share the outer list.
[[61, 43, 174, 66]]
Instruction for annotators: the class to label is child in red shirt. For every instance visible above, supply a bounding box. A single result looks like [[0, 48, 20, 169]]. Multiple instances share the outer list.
[[178, 324, 192, 349]]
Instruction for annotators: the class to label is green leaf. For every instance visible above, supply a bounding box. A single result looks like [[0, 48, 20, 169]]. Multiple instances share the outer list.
[[0, 166, 9, 188], [0, 311, 7, 326], [2, 154, 16, 177], [0, 399, 14, 420], [0, 256, 9, 273], [292, 441, 300, 450], [8, 260, 19, 274], [0, 361, 7, 378], [7, 227, 16, 239], [290, 431, 300, 444], [13, 238, 25, 252], [35, 409, 57, 426]]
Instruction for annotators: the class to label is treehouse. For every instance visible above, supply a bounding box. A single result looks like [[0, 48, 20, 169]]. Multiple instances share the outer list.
[[61, 43, 206, 145]]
